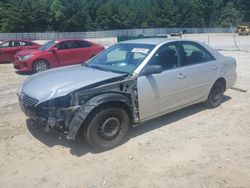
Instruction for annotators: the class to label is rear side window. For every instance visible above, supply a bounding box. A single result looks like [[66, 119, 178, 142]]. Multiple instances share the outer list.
[[181, 42, 215, 66], [13, 41, 21, 46], [73, 41, 91, 48], [20, 41, 33, 46]]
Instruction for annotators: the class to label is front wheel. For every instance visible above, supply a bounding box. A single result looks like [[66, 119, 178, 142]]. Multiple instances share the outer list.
[[32, 60, 49, 73], [204, 81, 225, 108], [84, 106, 130, 150]]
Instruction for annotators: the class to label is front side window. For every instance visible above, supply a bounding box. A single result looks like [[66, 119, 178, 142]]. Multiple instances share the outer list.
[[147, 43, 179, 70], [86, 43, 154, 74], [181, 42, 215, 66], [57, 41, 74, 50]]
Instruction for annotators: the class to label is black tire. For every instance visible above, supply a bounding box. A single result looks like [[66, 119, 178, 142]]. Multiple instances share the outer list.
[[204, 81, 225, 108], [32, 60, 49, 73], [84, 106, 130, 150]]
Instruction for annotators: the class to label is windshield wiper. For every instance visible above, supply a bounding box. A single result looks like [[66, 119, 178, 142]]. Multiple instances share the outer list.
[[84, 64, 128, 74], [86, 64, 112, 72]]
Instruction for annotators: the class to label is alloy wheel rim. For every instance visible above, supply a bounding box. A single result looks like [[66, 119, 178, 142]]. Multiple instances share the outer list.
[[35, 62, 47, 72]]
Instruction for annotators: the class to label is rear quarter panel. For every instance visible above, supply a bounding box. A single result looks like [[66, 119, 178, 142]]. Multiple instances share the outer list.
[[219, 56, 237, 90], [201, 42, 237, 90], [91, 45, 105, 56]]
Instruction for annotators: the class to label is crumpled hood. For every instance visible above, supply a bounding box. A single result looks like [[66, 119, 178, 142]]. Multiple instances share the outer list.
[[20, 65, 124, 105]]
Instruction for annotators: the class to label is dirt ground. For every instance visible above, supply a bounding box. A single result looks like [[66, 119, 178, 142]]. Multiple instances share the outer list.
[[0, 50, 250, 188]]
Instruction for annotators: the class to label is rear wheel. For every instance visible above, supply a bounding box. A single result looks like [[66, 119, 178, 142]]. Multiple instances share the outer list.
[[204, 81, 225, 108], [84, 106, 130, 150], [32, 60, 49, 73]]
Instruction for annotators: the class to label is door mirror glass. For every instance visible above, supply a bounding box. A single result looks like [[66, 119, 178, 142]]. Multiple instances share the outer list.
[[141, 65, 163, 76]]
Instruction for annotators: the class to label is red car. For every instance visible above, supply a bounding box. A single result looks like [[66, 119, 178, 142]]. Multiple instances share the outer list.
[[0, 39, 40, 63], [14, 39, 105, 73]]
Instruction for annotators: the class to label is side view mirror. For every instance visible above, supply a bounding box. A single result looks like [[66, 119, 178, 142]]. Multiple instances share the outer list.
[[50, 47, 58, 53], [141, 65, 163, 76]]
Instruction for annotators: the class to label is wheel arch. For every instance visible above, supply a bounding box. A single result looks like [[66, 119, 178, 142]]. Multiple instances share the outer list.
[[67, 92, 133, 140], [32, 58, 50, 68], [214, 77, 226, 91], [87, 101, 132, 120], [204, 77, 227, 102], [204, 77, 226, 108]]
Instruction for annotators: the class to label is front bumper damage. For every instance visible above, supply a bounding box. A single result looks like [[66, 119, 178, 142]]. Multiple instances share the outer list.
[[19, 76, 140, 140], [19, 99, 80, 135]]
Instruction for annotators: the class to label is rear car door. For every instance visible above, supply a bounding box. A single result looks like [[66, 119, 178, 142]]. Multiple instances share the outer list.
[[177, 41, 219, 105], [0, 41, 11, 61], [72, 40, 93, 63]]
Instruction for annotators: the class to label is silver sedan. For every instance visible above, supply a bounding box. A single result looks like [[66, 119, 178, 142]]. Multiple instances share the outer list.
[[18, 38, 237, 150]]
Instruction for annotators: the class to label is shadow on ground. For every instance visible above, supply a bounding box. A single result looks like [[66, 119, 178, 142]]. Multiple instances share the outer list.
[[27, 95, 231, 157], [0, 61, 12, 64], [15, 71, 33, 76]]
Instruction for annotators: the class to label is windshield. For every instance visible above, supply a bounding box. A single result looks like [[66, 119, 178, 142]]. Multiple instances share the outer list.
[[86, 43, 155, 74], [39, 40, 58, 51]]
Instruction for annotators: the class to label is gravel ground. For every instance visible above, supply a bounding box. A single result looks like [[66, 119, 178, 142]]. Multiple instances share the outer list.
[[0, 50, 250, 188]]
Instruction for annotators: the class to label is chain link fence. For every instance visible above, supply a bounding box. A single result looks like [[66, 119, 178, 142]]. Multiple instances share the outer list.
[[183, 33, 250, 52], [2, 28, 249, 51], [0, 27, 234, 41]]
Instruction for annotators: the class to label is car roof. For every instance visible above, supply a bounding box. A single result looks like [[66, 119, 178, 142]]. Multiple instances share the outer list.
[[57, 39, 89, 42], [54, 39, 97, 45], [1, 39, 39, 45], [3, 39, 32, 42], [120, 38, 181, 45]]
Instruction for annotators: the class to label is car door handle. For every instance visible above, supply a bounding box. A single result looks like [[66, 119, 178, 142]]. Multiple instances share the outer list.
[[177, 73, 186, 79], [211, 65, 218, 70]]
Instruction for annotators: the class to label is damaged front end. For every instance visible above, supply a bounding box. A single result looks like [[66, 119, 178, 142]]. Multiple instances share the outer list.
[[18, 94, 79, 134], [18, 75, 140, 140]]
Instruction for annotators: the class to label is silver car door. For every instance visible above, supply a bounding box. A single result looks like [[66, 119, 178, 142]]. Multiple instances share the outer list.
[[137, 42, 188, 121]]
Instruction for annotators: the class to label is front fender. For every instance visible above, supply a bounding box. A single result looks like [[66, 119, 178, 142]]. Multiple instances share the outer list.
[[67, 93, 131, 140]]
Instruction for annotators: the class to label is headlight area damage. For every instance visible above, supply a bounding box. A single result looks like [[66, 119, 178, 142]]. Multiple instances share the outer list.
[[19, 75, 140, 140]]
